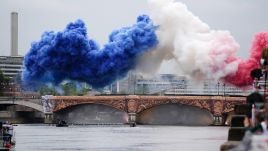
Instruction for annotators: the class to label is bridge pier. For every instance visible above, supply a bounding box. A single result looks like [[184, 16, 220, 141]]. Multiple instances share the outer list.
[[128, 113, 136, 127], [44, 113, 54, 124], [213, 116, 223, 125]]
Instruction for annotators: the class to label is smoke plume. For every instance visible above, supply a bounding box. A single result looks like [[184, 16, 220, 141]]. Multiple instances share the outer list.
[[225, 32, 268, 86], [22, 15, 158, 88], [23, 0, 268, 89], [137, 0, 268, 87]]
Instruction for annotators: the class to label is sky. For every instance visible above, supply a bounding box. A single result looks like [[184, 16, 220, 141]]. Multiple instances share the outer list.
[[0, 0, 267, 59]]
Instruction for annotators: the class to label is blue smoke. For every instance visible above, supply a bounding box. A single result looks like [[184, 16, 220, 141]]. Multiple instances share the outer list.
[[22, 15, 158, 88]]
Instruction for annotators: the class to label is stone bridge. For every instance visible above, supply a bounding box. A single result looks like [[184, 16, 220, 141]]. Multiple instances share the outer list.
[[0, 95, 247, 125], [42, 95, 246, 125], [45, 95, 246, 116]]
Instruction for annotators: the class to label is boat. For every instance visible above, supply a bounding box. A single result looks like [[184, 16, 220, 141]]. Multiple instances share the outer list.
[[56, 120, 68, 127]]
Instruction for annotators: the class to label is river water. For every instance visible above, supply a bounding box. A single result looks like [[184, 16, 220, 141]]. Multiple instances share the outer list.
[[13, 125, 228, 151]]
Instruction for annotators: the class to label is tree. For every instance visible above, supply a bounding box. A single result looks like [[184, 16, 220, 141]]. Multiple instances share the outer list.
[[37, 81, 90, 96], [0, 70, 9, 84], [61, 81, 89, 96], [0, 70, 10, 96], [62, 83, 77, 96], [0, 70, 4, 82], [135, 84, 149, 95], [38, 85, 60, 96]]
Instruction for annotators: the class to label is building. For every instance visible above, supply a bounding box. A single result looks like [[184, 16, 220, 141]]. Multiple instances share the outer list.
[[0, 12, 23, 80], [0, 56, 23, 80], [110, 73, 252, 96], [136, 74, 187, 95]]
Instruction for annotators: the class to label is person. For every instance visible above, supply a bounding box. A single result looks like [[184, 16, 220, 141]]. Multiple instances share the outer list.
[[6, 124, 13, 142], [260, 103, 268, 134], [130, 122, 136, 127], [2, 121, 14, 145], [0, 121, 3, 145], [2, 126, 11, 145], [0, 121, 2, 133], [56, 120, 68, 127], [249, 117, 265, 134], [58, 120, 65, 126], [249, 103, 268, 134], [61, 120, 67, 125]]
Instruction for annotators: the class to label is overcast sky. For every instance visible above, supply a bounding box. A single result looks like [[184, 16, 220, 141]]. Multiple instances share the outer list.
[[0, 0, 267, 59]]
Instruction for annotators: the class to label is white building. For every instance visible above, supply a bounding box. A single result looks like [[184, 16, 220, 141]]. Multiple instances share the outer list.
[[112, 73, 252, 96], [0, 56, 23, 79]]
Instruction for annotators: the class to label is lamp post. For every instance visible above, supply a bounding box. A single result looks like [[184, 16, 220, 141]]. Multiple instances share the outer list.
[[217, 82, 220, 95], [261, 58, 268, 101], [133, 74, 136, 95], [223, 83, 225, 96], [261, 47, 268, 102], [264, 71, 267, 101]]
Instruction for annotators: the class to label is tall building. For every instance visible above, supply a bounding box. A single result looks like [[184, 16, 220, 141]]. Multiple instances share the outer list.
[[0, 12, 23, 80], [11, 12, 18, 56]]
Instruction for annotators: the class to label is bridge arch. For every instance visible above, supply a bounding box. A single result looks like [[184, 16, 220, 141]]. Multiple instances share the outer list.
[[136, 100, 213, 115], [54, 103, 128, 124], [136, 103, 214, 126], [0, 100, 43, 112]]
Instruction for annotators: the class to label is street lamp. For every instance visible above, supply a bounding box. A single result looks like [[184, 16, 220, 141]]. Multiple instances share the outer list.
[[261, 47, 268, 102], [133, 74, 136, 95], [260, 58, 267, 101], [217, 82, 220, 95], [223, 83, 225, 96]]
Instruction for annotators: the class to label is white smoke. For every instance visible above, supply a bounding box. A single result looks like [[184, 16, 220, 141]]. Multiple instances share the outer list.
[[137, 0, 240, 82]]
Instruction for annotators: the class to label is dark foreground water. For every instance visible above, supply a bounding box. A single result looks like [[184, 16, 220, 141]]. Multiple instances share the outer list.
[[13, 125, 228, 151]]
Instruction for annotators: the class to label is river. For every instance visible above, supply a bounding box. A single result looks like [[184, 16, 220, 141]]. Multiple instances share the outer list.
[[13, 124, 228, 151]]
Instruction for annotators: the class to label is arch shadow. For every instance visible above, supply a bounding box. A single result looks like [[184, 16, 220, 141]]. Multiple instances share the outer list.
[[54, 103, 128, 124], [137, 103, 214, 126]]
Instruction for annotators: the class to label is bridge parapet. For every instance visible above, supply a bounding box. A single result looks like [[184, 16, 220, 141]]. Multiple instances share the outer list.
[[42, 95, 127, 113]]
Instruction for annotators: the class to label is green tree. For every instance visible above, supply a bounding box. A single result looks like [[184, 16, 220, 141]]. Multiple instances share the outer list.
[[135, 84, 149, 95], [38, 81, 90, 96], [119, 90, 127, 95], [61, 82, 89, 96], [62, 83, 77, 95], [38, 85, 59, 96], [0, 70, 10, 96], [77, 87, 89, 96], [0, 70, 9, 84], [0, 70, 4, 82]]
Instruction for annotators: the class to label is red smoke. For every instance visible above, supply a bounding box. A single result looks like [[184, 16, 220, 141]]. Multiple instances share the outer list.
[[224, 32, 268, 87]]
